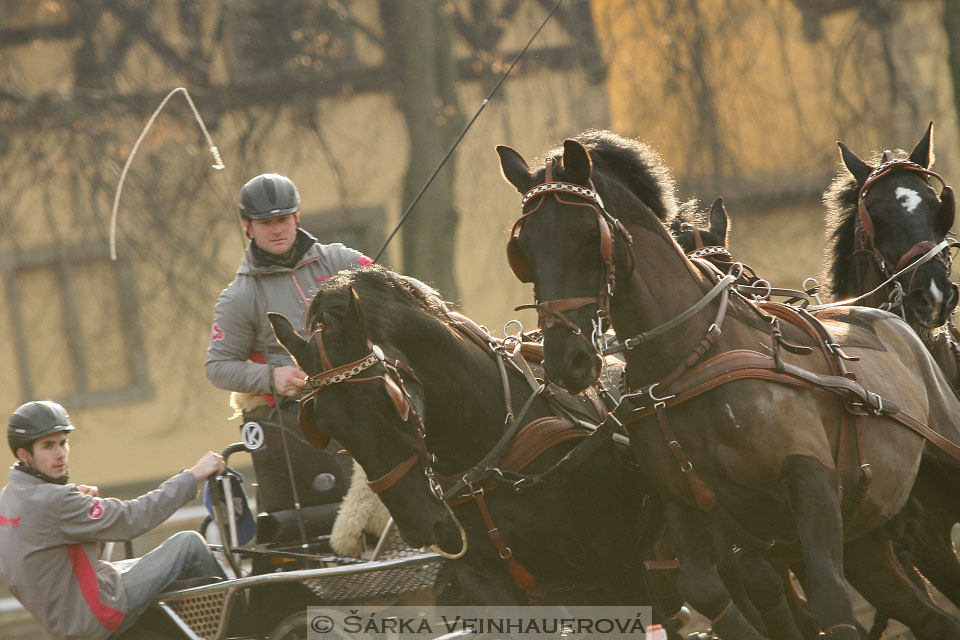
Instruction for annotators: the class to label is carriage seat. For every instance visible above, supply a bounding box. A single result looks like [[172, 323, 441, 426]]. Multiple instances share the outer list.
[[255, 502, 342, 544], [231, 393, 349, 506]]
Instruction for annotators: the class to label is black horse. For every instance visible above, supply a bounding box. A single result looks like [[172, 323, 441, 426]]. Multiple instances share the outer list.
[[267, 267, 668, 613], [498, 130, 960, 639], [823, 122, 957, 331]]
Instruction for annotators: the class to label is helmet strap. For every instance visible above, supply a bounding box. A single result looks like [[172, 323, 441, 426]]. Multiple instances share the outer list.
[[14, 461, 69, 485]]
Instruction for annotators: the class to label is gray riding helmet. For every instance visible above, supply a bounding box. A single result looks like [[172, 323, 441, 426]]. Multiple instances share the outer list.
[[238, 173, 301, 220], [8, 400, 75, 456]]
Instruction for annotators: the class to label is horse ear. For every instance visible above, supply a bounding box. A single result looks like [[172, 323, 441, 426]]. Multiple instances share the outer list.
[[341, 287, 370, 350], [497, 145, 533, 194], [837, 141, 871, 186], [268, 312, 310, 367], [908, 121, 934, 168], [562, 139, 592, 184], [709, 197, 729, 246]]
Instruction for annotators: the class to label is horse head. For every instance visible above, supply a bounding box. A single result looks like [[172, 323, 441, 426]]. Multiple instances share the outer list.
[[498, 137, 647, 393], [835, 122, 957, 327], [268, 289, 452, 550], [671, 197, 729, 254]]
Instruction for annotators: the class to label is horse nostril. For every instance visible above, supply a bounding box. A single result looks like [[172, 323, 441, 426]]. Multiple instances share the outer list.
[[569, 350, 598, 380]]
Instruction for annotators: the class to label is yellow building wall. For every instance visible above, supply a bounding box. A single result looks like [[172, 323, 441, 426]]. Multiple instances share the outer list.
[[593, 0, 960, 289], [0, 2, 610, 487]]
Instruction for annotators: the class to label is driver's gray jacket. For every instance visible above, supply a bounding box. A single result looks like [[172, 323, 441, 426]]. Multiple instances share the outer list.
[[205, 232, 370, 397], [0, 466, 198, 639]]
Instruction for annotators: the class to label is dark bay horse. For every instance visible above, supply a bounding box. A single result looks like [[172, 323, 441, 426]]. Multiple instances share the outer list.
[[498, 130, 960, 639], [672, 193, 960, 637], [266, 268, 664, 612]]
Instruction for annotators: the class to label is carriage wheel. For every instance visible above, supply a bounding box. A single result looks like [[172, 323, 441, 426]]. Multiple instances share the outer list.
[[269, 610, 355, 640]]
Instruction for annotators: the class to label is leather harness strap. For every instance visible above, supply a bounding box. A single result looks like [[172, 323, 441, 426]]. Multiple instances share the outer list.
[[629, 346, 960, 461], [440, 416, 595, 591], [367, 454, 419, 494], [472, 489, 537, 590], [443, 417, 593, 505]]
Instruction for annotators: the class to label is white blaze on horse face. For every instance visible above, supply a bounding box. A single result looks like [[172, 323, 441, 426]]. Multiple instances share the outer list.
[[895, 187, 922, 213]]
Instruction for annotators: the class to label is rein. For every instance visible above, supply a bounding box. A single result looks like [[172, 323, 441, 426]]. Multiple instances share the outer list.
[[810, 238, 955, 311]]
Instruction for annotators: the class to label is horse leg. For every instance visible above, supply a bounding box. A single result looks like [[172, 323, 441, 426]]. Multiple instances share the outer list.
[[737, 553, 805, 640], [664, 500, 768, 640], [716, 550, 768, 634], [912, 507, 960, 604], [844, 528, 960, 640], [776, 564, 821, 640], [911, 460, 960, 606], [779, 454, 858, 639]]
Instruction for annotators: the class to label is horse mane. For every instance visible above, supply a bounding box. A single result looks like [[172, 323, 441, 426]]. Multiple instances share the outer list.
[[304, 266, 451, 343], [821, 148, 905, 298], [537, 129, 679, 226]]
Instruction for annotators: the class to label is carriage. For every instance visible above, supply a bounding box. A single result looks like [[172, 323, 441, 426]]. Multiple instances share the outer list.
[[122, 439, 451, 640]]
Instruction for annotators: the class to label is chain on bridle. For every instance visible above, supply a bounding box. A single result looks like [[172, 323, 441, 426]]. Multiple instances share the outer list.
[[854, 153, 956, 310], [507, 158, 634, 342]]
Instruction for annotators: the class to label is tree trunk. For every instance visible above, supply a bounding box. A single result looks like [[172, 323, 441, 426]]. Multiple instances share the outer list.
[[945, 0, 960, 138], [382, 0, 465, 302]]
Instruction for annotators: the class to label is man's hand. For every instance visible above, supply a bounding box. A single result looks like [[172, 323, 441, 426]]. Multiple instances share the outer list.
[[189, 452, 226, 481], [273, 365, 308, 396], [77, 484, 99, 497]]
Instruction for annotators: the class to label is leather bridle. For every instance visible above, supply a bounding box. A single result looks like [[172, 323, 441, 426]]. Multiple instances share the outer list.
[[854, 154, 956, 307], [298, 328, 441, 497], [507, 158, 634, 336]]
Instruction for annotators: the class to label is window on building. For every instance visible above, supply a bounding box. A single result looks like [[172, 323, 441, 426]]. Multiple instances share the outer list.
[[0, 243, 153, 409]]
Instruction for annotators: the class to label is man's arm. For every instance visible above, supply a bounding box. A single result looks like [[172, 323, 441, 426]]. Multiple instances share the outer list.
[[58, 453, 225, 543], [205, 282, 273, 393]]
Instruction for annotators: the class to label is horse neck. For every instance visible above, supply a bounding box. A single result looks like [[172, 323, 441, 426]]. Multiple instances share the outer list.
[[611, 220, 766, 387], [387, 309, 542, 470], [610, 221, 720, 382]]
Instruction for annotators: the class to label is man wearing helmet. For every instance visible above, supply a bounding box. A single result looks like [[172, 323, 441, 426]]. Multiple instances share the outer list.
[[0, 401, 227, 639], [205, 173, 375, 402]]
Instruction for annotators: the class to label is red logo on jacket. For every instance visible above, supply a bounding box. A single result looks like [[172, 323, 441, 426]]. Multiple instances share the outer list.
[[88, 499, 104, 520], [0, 515, 21, 528], [210, 323, 224, 341]]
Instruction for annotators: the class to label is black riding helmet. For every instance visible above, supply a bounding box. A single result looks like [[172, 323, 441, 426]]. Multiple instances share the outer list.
[[8, 400, 75, 457], [238, 173, 300, 220]]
